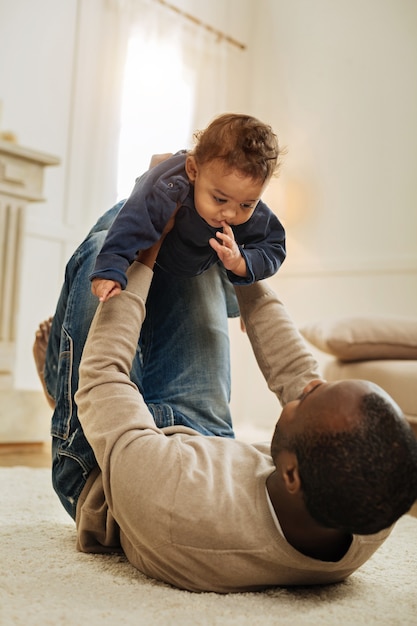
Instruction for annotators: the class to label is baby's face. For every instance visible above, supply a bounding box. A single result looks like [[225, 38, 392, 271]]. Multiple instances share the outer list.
[[185, 156, 267, 227]]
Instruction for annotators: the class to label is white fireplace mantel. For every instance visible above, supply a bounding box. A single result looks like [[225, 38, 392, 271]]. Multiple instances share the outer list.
[[0, 140, 60, 442]]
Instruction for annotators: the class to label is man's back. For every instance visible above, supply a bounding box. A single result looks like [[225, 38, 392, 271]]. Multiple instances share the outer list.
[[77, 426, 391, 592]]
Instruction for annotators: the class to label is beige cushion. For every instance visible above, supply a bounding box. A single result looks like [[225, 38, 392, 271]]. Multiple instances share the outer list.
[[300, 315, 417, 362], [323, 359, 417, 421]]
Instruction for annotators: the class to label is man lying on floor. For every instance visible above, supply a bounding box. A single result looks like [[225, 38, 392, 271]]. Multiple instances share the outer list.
[[34, 214, 417, 593]]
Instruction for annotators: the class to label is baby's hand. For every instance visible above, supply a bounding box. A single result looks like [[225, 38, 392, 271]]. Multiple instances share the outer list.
[[209, 222, 248, 277], [91, 278, 122, 302]]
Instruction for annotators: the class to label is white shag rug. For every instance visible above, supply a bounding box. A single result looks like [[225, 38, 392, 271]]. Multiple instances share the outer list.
[[1, 467, 416, 626]]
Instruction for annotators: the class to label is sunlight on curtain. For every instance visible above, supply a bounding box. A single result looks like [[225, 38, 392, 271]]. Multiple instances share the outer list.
[[116, 1, 231, 200], [117, 33, 194, 199]]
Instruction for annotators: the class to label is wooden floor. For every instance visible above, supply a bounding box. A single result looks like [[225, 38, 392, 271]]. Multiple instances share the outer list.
[[0, 442, 51, 468]]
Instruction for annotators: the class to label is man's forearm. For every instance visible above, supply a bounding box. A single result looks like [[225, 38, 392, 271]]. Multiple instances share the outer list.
[[76, 262, 160, 470], [235, 282, 321, 406]]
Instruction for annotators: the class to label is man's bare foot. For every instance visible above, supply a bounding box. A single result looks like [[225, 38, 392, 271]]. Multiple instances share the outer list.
[[33, 317, 56, 409]]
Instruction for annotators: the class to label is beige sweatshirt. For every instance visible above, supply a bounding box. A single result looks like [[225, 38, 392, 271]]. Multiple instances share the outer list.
[[75, 263, 391, 593]]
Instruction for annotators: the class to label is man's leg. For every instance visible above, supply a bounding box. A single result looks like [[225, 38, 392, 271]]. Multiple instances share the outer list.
[[38, 203, 238, 519], [133, 264, 237, 438], [43, 203, 124, 520]]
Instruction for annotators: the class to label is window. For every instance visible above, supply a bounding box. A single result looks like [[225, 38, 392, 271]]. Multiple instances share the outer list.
[[117, 34, 194, 199]]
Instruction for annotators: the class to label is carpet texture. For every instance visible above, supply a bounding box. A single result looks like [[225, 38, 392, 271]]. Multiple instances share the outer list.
[[1, 467, 416, 625]]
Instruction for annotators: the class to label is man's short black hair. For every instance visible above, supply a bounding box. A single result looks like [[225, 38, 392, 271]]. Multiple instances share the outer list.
[[291, 392, 417, 534]]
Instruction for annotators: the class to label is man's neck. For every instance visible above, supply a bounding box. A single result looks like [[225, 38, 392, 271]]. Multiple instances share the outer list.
[[266, 471, 352, 562]]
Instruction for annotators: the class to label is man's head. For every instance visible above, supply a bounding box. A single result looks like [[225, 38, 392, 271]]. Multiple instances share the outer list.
[[271, 379, 417, 535], [185, 113, 281, 227]]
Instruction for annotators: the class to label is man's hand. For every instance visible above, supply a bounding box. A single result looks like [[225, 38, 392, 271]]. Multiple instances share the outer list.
[[149, 153, 173, 168], [209, 222, 248, 277], [91, 278, 122, 302]]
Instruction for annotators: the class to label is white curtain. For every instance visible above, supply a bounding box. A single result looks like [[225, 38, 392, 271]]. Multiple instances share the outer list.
[[69, 0, 243, 225], [64, 0, 132, 229], [67, 0, 245, 230], [105, 0, 233, 199]]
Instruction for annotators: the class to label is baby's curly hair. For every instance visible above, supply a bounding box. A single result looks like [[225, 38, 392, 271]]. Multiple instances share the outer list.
[[192, 113, 282, 184]]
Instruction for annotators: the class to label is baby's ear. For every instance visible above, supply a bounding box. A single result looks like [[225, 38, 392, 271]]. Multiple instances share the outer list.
[[185, 155, 198, 182]]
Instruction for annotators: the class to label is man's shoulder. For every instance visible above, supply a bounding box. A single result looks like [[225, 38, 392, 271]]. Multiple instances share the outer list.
[[173, 432, 274, 474], [137, 151, 189, 204], [137, 150, 188, 185]]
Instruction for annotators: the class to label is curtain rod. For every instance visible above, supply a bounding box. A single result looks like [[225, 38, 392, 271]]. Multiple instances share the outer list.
[[154, 0, 246, 50]]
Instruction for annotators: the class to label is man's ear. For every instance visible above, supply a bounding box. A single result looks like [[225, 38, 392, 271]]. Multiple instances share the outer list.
[[280, 451, 302, 495], [185, 155, 198, 182]]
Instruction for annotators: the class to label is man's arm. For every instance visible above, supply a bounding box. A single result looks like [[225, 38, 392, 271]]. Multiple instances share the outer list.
[[76, 211, 176, 469], [235, 282, 322, 406], [76, 261, 160, 469]]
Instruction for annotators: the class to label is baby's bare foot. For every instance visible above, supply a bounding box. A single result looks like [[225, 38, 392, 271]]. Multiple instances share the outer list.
[[33, 317, 56, 409]]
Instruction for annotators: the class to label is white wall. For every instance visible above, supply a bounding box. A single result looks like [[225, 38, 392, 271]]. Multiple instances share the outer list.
[[0, 0, 76, 439], [228, 0, 417, 434], [248, 0, 417, 318]]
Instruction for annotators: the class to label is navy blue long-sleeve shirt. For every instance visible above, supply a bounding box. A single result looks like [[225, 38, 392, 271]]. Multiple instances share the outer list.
[[90, 152, 286, 288]]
